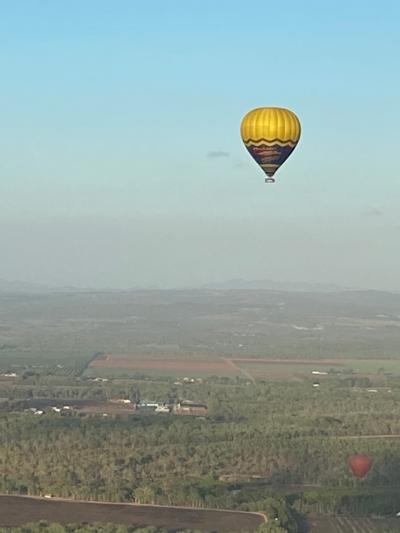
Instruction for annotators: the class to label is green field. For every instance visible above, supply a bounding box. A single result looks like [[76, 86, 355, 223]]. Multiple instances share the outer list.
[[346, 359, 400, 374], [233, 361, 340, 380], [0, 348, 92, 375], [234, 358, 400, 380]]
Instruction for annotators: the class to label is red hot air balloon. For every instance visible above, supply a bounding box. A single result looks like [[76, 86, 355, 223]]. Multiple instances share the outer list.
[[349, 454, 373, 478]]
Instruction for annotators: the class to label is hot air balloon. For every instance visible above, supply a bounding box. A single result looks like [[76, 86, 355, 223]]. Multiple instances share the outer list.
[[349, 454, 373, 478], [240, 107, 301, 183]]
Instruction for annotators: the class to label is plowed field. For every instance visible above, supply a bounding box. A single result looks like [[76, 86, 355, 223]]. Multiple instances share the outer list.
[[0, 495, 264, 532], [89, 356, 239, 377]]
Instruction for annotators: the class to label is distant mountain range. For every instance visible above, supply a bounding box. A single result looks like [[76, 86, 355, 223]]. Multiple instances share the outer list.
[[0, 279, 53, 293], [0, 279, 137, 294], [0, 279, 99, 293], [202, 278, 350, 292], [0, 278, 394, 294]]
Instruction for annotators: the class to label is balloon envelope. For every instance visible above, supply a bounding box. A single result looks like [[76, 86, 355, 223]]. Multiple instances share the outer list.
[[240, 107, 301, 182], [349, 454, 373, 478]]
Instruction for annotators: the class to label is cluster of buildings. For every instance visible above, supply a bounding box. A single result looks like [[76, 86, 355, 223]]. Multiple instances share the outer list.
[[25, 398, 208, 418], [134, 399, 208, 416], [173, 377, 204, 385], [27, 405, 72, 416]]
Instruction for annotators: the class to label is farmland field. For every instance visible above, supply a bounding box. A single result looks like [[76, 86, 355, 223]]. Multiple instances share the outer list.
[[232, 357, 400, 380], [230, 358, 343, 380], [87, 355, 400, 381], [87, 356, 241, 378], [308, 514, 400, 532], [0, 495, 264, 532], [3, 289, 400, 377]]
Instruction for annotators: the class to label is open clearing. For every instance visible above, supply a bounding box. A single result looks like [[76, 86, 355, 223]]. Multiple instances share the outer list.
[[0, 495, 264, 532]]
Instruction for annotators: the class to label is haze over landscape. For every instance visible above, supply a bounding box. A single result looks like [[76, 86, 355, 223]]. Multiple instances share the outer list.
[[1, 2, 400, 533]]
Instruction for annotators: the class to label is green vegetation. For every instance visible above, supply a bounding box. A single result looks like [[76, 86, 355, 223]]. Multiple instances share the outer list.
[[2, 289, 400, 531], [0, 378, 399, 529], [3, 289, 400, 378]]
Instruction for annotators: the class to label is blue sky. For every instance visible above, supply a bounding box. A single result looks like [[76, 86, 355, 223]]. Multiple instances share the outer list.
[[0, 1, 399, 288]]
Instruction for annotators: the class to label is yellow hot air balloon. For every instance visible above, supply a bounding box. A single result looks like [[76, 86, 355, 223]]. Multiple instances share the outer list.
[[240, 107, 301, 183]]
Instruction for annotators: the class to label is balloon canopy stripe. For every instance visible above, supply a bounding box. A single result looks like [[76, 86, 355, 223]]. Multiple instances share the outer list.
[[243, 139, 298, 148]]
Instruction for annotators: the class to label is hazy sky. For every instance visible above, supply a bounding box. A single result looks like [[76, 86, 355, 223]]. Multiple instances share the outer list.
[[0, 1, 399, 289]]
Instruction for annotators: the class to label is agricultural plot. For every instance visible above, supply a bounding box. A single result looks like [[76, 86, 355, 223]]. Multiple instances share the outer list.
[[87, 356, 241, 378], [231, 359, 343, 380], [347, 359, 400, 375], [0, 495, 264, 532], [231, 358, 400, 381], [0, 348, 91, 375], [308, 514, 400, 532], [86, 354, 400, 381], [3, 289, 400, 380]]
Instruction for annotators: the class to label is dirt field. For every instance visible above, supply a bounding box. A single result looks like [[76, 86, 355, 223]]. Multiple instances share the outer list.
[[0, 495, 264, 531], [229, 358, 345, 366], [88, 355, 344, 379], [90, 356, 239, 377]]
